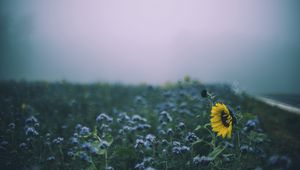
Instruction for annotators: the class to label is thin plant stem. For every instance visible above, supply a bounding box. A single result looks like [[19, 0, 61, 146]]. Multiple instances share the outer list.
[[91, 157, 98, 170], [105, 150, 108, 170]]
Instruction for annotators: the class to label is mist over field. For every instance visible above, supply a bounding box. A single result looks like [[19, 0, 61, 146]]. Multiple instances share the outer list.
[[1, 0, 300, 94], [1, 1, 300, 169]]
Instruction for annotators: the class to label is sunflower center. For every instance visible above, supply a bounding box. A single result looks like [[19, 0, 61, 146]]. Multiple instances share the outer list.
[[221, 111, 230, 127]]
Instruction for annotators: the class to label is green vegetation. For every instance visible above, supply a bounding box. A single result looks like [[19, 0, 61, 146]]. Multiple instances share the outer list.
[[0, 80, 298, 169]]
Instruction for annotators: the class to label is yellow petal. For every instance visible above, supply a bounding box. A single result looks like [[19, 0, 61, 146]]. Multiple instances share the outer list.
[[227, 124, 232, 138], [211, 121, 223, 127], [212, 125, 223, 132], [211, 110, 219, 116], [222, 129, 227, 138], [217, 131, 222, 137], [211, 109, 220, 116], [212, 123, 222, 128], [215, 103, 223, 107], [210, 117, 221, 123]]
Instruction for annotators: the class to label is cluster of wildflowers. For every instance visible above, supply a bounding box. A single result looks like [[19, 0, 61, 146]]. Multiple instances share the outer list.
[[24, 116, 39, 137], [0, 80, 294, 169], [135, 157, 156, 170], [52, 137, 64, 145], [193, 155, 213, 166], [268, 155, 292, 169]]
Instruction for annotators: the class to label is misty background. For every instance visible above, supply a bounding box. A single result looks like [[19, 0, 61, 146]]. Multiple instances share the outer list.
[[1, 0, 300, 94]]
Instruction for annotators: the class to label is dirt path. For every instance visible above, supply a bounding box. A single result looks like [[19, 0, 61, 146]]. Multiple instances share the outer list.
[[256, 96, 300, 115]]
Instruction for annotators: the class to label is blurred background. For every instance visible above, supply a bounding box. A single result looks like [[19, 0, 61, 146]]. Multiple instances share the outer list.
[[1, 0, 300, 94]]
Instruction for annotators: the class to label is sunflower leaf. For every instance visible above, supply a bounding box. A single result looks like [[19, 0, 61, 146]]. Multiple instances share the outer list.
[[204, 123, 211, 128], [192, 139, 203, 146], [195, 125, 202, 131], [208, 145, 226, 160]]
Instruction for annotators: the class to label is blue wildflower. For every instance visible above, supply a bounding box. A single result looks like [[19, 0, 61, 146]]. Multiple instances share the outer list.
[[1, 140, 8, 147], [79, 126, 91, 136], [135, 162, 145, 170], [172, 147, 181, 155], [118, 129, 125, 135], [117, 112, 130, 122], [34, 122, 40, 128], [193, 155, 213, 166], [161, 139, 168, 146], [186, 132, 198, 143], [79, 152, 91, 162], [81, 142, 92, 150], [137, 124, 151, 130], [96, 113, 113, 123], [90, 147, 99, 154], [180, 146, 190, 153], [73, 132, 78, 138], [160, 122, 167, 128], [132, 115, 147, 122], [144, 167, 156, 170], [52, 137, 64, 145], [75, 124, 82, 130], [145, 134, 156, 143], [100, 124, 112, 132], [158, 129, 166, 136], [162, 149, 167, 157], [47, 156, 55, 161], [70, 137, 79, 145], [19, 142, 27, 150], [134, 96, 147, 105], [159, 111, 173, 123], [172, 141, 181, 147], [67, 151, 75, 157], [122, 126, 132, 132], [100, 140, 109, 149], [25, 116, 38, 125], [268, 155, 291, 169], [106, 166, 114, 170], [244, 119, 258, 132], [45, 133, 51, 138], [25, 127, 39, 136], [134, 139, 145, 149], [167, 128, 174, 136], [240, 145, 254, 153], [8, 123, 15, 130], [178, 122, 185, 130]]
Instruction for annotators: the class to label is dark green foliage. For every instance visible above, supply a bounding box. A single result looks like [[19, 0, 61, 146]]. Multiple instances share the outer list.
[[0, 80, 297, 169]]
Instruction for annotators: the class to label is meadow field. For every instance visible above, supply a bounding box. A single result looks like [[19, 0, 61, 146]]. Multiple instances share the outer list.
[[0, 80, 299, 169]]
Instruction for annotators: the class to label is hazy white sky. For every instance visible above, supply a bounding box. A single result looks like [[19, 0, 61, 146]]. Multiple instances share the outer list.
[[1, 0, 300, 94]]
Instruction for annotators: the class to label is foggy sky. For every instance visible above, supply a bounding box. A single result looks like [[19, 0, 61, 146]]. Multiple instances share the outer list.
[[1, 0, 300, 94]]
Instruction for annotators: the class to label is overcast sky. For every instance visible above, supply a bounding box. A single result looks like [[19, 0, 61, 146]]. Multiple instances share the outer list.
[[1, 0, 300, 94]]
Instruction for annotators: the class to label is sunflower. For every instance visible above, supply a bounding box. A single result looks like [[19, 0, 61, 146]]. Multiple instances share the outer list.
[[210, 103, 235, 138]]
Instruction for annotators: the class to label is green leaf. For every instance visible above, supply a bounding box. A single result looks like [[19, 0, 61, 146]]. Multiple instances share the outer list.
[[97, 149, 106, 155], [92, 126, 98, 136], [86, 164, 97, 170], [208, 145, 226, 160], [195, 123, 210, 131], [204, 123, 211, 129], [106, 134, 114, 146], [195, 125, 202, 131], [192, 139, 203, 146], [89, 140, 106, 155], [248, 131, 267, 143]]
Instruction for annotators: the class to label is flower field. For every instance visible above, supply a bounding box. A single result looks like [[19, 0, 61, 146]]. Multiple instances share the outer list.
[[0, 80, 299, 169]]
